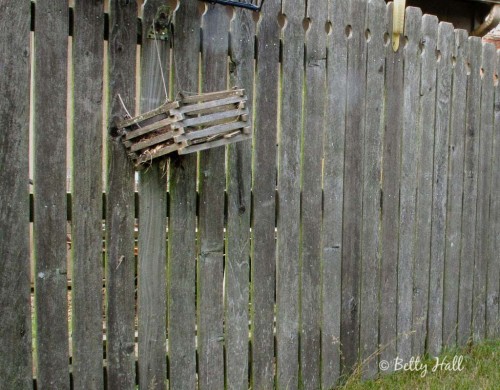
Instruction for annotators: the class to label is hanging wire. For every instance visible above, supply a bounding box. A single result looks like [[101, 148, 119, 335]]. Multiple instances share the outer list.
[[152, 17, 170, 102]]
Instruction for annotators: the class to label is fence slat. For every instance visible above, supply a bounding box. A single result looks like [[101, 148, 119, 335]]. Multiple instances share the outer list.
[[458, 37, 482, 346], [341, 0, 368, 373], [225, 7, 255, 390], [322, 0, 349, 386], [137, 1, 169, 389], [487, 51, 500, 340], [443, 29, 468, 348], [300, 1, 327, 388], [379, 2, 402, 372], [276, 0, 305, 387], [250, 0, 281, 387], [359, 0, 385, 379], [197, 5, 230, 389], [397, 6, 422, 362], [167, 0, 199, 387], [106, 1, 137, 388], [412, 14, 438, 358], [0, 1, 32, 388], [472, 42, 496, 343], [33, 0, 70, 387], [71, 1, 104, 389]]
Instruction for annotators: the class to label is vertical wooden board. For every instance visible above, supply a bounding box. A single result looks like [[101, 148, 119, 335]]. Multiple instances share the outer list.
[[428, 22, 453, 357], [300, 1, 327, 388], [71, 1, 104, 389], [396, 6, 422, 362], [380, 2, 402, 372], [442, 29, 468, 348], [472, 42, 496, 343], [106, 1, 137, 388], [33, 0, 70, 387], [197, 5, 229, 390], [0, 1, 32, 388], [486, 52, 500, 340], [322, 0, 348, 386], [250, 0, 280, 387], [412, 14, 438, 358], [137, 1, 169, 389], [359, 0, 385, 380], [225, 7, 255, 390], [458, 37, 482, 346], [167, 0, 199, 388], [341, 0, 367, 374], [276, 0, 305, 388]]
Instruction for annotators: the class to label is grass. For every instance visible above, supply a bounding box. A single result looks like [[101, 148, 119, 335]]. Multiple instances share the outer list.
[[340, 339, 500, 390]]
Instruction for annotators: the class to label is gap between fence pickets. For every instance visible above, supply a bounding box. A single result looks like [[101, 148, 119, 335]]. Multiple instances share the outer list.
[[116, 88, 251, 168]]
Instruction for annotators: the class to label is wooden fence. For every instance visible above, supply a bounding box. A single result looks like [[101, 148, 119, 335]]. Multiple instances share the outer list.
[[1, 0, 499, 388]]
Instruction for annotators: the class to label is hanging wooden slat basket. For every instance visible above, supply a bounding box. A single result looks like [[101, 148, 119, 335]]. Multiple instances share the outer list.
[[116, 88, 251, 169]]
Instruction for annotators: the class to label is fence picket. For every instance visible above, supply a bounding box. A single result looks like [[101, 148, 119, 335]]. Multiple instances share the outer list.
[[71, 1, 104, 388], [167, 0, 200, 388], [225, 7, 255, 390], [359, 0, 385, 379], [0, 2, 32, 388], [33, 0, 70, 387], [105, 1, 137, 388], [137, 1, 169, 389]]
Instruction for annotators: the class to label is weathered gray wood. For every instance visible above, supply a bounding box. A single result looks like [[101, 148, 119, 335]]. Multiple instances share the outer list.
[[412, 14, 438, 357], [322, 0, 348, 386], [487, 51, 500, 340], [250, 0, 280, 387], [137, 1, 169, 389], [180, 121, 248, 141], [428, 21, 454, 357], [181, 88, 244, 103], [118, 101, 179, 129], [380, 1, 402, 372], [124, 115, 182, 141], [0, 1, 32, 388], [180, 95, 246, 114], [458, 37, 482, 346], [442, 29, 468, 348], [472, 42, 496, 343], [106, 1, 137, 388], [224, 6, 255, 389], [71, 2, 104, 389], [33, 0, 70, 387], [397, 6, 422, 362], [341, 0, 367, 374], [197, 5, 229, 389], [359, 0, 385, 379], [300, 1, 327, 387], [276, 1, 305, 387], [182, 108, 247, 127], [167, 0, 199, 388]]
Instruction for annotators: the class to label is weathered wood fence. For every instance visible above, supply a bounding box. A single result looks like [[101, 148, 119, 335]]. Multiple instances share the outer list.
[[1, 0, 499, 388]]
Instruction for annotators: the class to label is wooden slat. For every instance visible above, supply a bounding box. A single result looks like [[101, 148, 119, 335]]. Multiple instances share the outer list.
[[250, 0, 280, 387], [276, 0, 305, 388], [180, 121, 248, 141], [442, 29, 468, 348], [300, 0, 327, 387], [412, 14, 438, 357], [105, 1, 137, 388], [182, 108, 247, 127], [137, 1, 169, 389], [379, 2, 402, 372], [118, 101, 179, 128], [0, 1, 32, 388], [224, 5, 255, 389], [180, 95, 245, 114], [130, 132, 177, 153], [181, 88, 244, 103], [71, 2, 104, 389], [428, 22, 454, 357], [486, 51, 500, 339], [124, 114, 182, 141], [197, 5, 230, 389], [322, 0, 348, 386], [33, 0, 70, 387], [458, 37, 482, 346], [396, 6, 422, 362], [359, 0, 385, 379], [167, 0, 199, 388], [472, 42, 496, 343]]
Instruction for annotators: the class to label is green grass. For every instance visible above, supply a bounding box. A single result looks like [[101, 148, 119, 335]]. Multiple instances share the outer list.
[[340, 339, 500, 390]]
